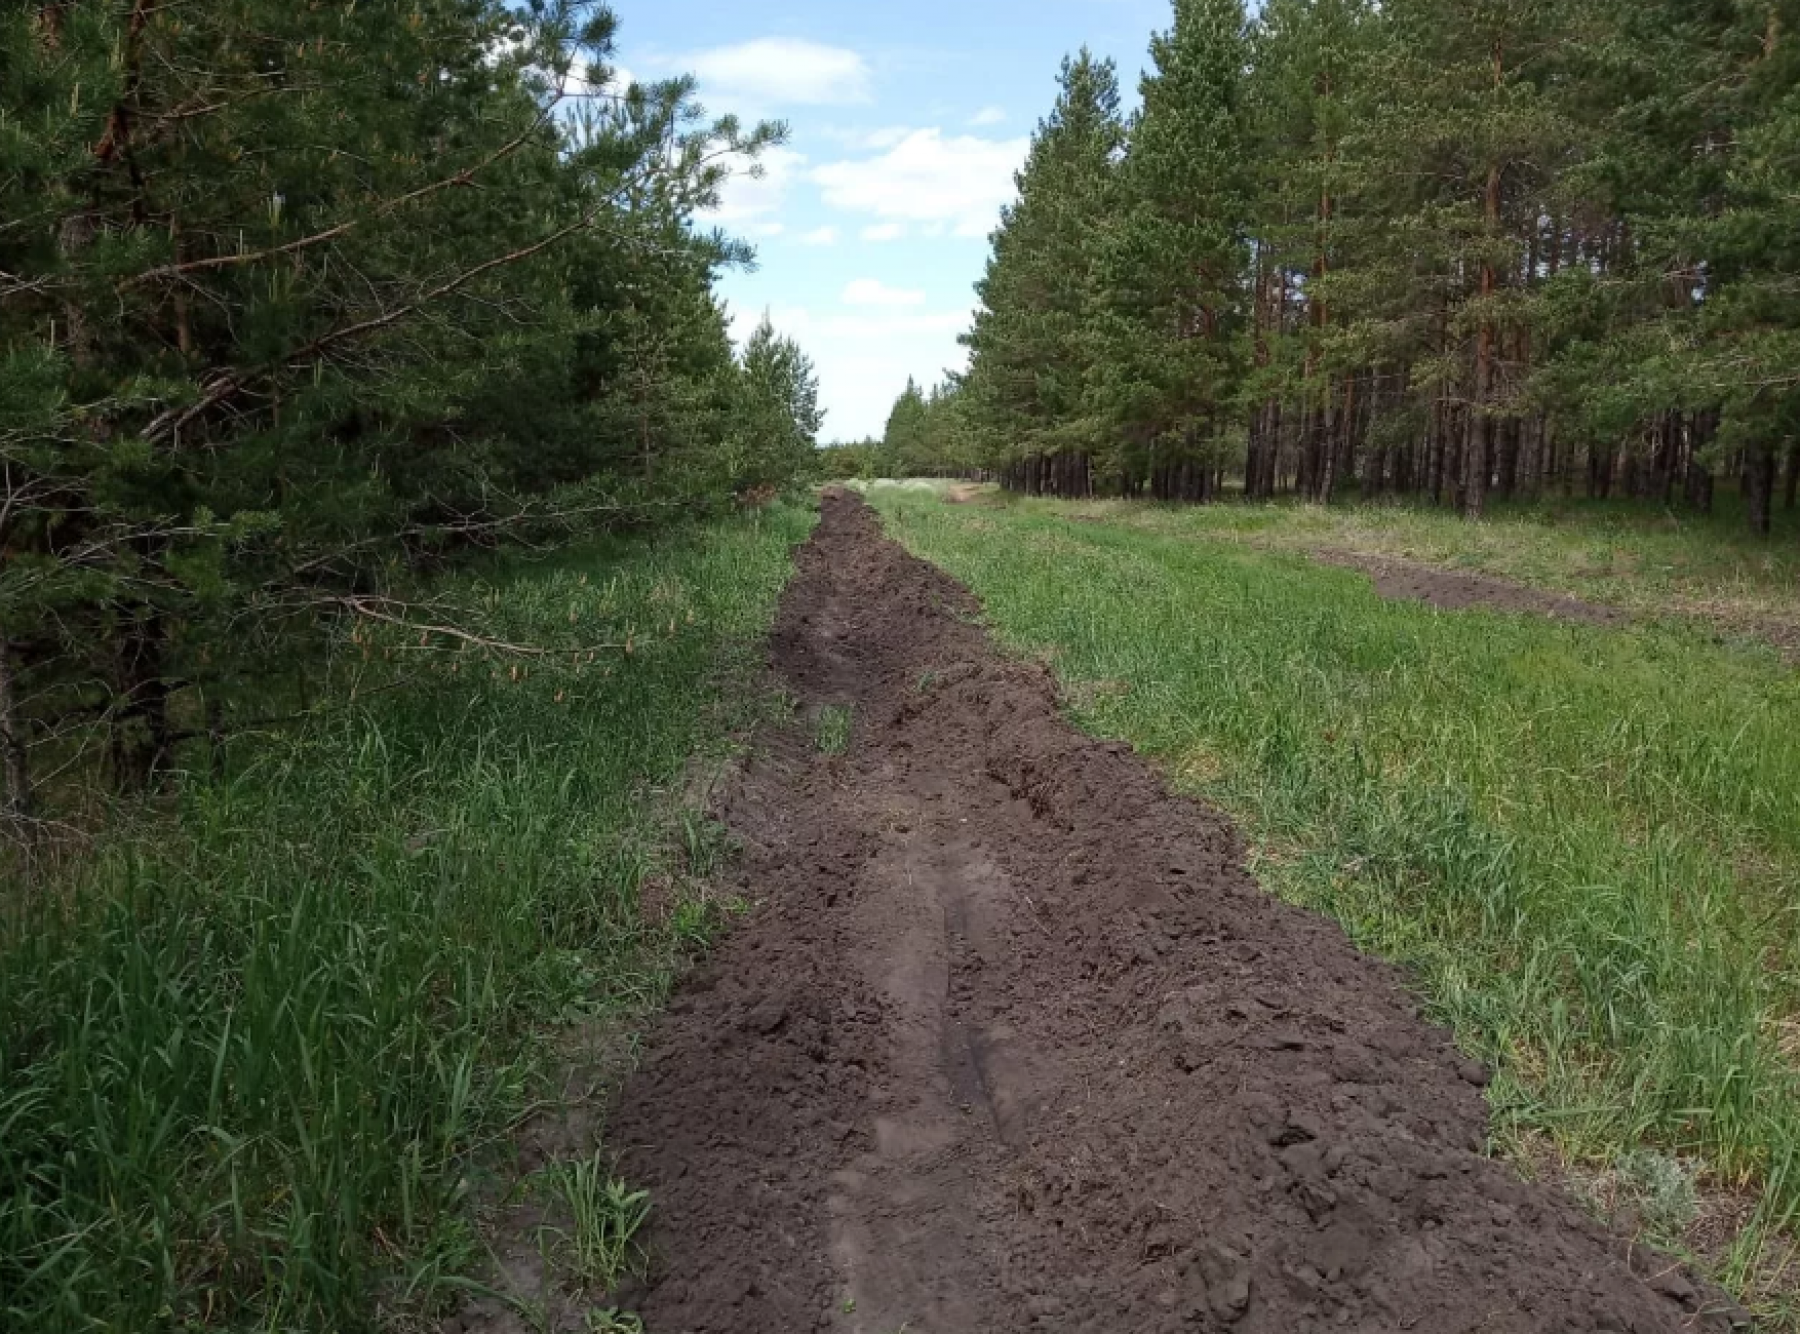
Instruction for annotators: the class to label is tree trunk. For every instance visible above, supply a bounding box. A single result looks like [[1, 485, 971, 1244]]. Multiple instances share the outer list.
[[1746, 443, 1777, 536], [1317, 379, 1341, 505], [1496, 415, 1521, 501], [1466, 155, 1502, 520], [1685, 458, 1715, 514], [0, 635, 30, 828], [1464, 399, 1491, 519], [1262, 400, 1282, 499], [112, 611, 173, 794], [1679, 409, 1712, 512], [1295, 400, 1314, 499]]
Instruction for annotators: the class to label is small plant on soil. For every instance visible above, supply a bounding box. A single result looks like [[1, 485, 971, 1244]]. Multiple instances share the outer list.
[[679, 808, 733, 878], [816, 704, 854, 755], [585, 1310, 646, 1334], [1615, 1150, 1701, 1241], [536, 1154, 652, 1291], [667, 895, 745, 953]]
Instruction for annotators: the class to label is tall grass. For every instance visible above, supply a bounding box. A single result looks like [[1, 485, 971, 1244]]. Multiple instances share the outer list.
[[870, 487, 1800, 1312], [0, 503, 813, 1333]]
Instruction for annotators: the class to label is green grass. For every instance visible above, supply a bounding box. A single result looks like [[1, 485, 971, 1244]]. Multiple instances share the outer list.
[[1019, 486, 1800, 638], [532, 1153, 652, 1292], [867, 484, 1800, 1316], [815, 704, 853, 756], [0, 502, 815, 1333]]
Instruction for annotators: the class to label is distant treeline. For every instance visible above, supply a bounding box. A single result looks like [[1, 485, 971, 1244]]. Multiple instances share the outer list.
[[0, 1, 822, 813], [878, 0, 1800, 529]]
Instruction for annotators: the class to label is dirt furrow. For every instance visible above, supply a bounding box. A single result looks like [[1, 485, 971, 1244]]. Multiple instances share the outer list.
[[608, 490, 1748, 1334], [1312, 548, 1632, 626]]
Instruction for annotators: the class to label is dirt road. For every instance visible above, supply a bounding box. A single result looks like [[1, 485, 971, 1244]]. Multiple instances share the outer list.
[[609, 490, 1746, 1334]]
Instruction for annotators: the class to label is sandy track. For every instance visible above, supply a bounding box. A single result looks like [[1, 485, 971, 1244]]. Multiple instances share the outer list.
[[609, 490, 1747, 1334]]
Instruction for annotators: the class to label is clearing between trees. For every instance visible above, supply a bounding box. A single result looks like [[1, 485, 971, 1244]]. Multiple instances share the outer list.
[[600, 490, 1752, 1334]]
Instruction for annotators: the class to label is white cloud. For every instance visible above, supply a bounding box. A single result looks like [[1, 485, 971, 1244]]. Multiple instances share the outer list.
[[707, 146, 806, 226], [819, 125, 914, 150], [843, 278, 927, 308], [815, 129, 1029, 236], [862, 126, 914, 149], [727, 303, 975, 440], [969, 106, 1007, 127], [861, 222, 907, 242], [799, 226, 840, 247], [814, 312, 967, 339], [681, 38, 871, 108]]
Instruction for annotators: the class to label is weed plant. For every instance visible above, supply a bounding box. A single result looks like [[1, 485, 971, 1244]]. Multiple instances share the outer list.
[[815, 704, 854, 756]]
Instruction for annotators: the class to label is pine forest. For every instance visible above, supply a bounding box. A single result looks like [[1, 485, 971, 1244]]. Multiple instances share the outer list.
[[879, 0, 1800, 533]]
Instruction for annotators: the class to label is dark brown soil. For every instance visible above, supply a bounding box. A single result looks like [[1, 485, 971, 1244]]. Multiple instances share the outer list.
[[607, 490, 1749, 1334], [1315, 549, 1632, 628]]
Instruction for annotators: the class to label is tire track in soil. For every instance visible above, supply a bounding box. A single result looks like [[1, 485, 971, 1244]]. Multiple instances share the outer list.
[[608, 489, 1750, 1334]]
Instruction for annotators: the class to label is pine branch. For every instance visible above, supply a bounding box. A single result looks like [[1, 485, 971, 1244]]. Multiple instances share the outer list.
[[141, 205, 676, 445], [119, 111, 561, 291], [331, 596, 629, 658]]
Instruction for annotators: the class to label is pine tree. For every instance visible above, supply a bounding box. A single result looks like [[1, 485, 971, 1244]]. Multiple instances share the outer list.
[[963, 50, 1124, 495], [1681, 1, 1800, 532], [1245, 0, 1380, 502], [1096, 0, 1251, 502], [963, 0, 1797, 528], [1376, 0, 1577, 517], [735, 314, 826, 493], [883, 378, 932, 477], [0, 0, 792, 802]]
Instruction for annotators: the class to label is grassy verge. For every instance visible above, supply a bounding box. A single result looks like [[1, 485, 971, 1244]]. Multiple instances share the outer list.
[[990, 487, 1800, 642], [867, 484, 1800, 1320], [0, 502, 814, 1333]]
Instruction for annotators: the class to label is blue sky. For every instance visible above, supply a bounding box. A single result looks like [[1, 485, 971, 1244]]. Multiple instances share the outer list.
[[605, 0, 1171, 441]]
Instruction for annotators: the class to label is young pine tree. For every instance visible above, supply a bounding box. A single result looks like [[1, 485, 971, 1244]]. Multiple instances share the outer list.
[[1097, 0, 1252, 501], [731, 315, 825, 494], [883, 378, 932, 477], [963, 50, 1125, 493]]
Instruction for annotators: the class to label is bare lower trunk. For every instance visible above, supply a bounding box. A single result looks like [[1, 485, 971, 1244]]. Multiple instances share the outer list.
[[111, 612, 172, 794], [1466, 139, 1502, 521], [1317, 381, 1340, 504], [0, 635, 30, 826], [1746, 444, 1777, 537], [1588, 446, 1614, 500]]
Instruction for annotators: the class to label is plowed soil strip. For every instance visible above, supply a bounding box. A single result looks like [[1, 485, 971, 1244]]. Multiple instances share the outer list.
[[1313, 548, 1632, 628], [610, 490, 1744, 1334]]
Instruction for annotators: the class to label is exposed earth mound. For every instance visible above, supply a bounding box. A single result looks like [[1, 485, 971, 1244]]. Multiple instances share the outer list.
[[608, 490, 1747, 1334]]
